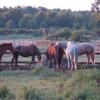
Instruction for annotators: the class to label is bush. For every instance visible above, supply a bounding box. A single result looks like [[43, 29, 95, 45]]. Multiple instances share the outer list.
[[0, 85, 15, 100], [20, 86, 66, 100], [76, 89, 100, 100]]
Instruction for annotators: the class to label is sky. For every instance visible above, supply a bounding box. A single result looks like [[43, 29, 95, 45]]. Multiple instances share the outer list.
[[0, 0, 94, 11]]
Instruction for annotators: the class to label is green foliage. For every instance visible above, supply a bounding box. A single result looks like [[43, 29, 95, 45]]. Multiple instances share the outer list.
[[0, 68, 100, 100], [76, 89, 100, 100], [32, 67, 62, 77], [0, 6, 99, 39], [0, 85, 15, 100], [92, 0, 100, 12], [69, 32, 79, 41], [20, 86, 65, 100], [48, 27, 71, 40], [0, 6, 99, 30], [0, 86, 9, 99], [32, 67, 44, 75], [0, 28, 42, 37]]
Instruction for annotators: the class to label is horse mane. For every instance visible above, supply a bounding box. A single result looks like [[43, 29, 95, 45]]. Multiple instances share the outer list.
[[31, 44, 41, 55], [0, 43, 12, 47], [49, 43, 55, 46]]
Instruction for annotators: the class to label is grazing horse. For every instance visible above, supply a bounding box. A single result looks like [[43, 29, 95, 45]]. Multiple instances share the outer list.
[[65, 41, 95, 71], [11, 44, 41, 66], [55, 42, 67, 49], [0, 43, 14, 64], [46, 43, 65, 71]]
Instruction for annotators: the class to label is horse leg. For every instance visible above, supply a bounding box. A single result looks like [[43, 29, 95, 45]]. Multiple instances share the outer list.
[[59, 57, 65, 72], [71, 61, 74, 71], [50, 58, 53, 68], [90, 52, 95, 66], [0, 57, 2, 66], [66, 53, 71, 70], [74, 57, 78, 70], [11, 57, 14, 66], [11, 53, 16, 66], [66, 54, 71, 70], [15, 55, 18, 66], [73, 53, 78, 71], [86, 53, 90, 65], [32, 55, 35, 64], [70, 56, 74, 71], [53, 58, 56, 68]]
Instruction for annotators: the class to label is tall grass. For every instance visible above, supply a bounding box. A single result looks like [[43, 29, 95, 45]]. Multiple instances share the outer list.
[[0, 85, 15, 100], [0, 68, 100, 100]]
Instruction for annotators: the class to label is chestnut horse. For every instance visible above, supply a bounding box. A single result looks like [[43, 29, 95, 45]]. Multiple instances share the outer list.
[[11, 44, 41, 66], [65, 41, 95, 71], [46, 43, 65, 71], [0, 43, 14, 64]]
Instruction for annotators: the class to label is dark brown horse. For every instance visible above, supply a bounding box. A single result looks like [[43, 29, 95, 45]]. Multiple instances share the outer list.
[[11, 44, 41, 66], [46, 43, 65, 71], [0, 43, 14, 63]]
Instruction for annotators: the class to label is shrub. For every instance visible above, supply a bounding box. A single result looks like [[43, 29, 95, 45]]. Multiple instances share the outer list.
[[76, 89, 100, 100], [0, 85, 15, 100], [20, 86, 66, 100]]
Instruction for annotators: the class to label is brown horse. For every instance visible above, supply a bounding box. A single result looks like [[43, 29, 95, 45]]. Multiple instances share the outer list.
[[11, 44, 41, 66], [46, 43, 65, 71], [0, 43, 14, 64]]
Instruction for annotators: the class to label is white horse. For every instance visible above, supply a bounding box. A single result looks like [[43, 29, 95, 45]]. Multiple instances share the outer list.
[[65, 41, 95, 71]]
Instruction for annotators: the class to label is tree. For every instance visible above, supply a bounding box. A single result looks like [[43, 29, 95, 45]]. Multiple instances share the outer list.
[[92, 0, 100, 28], [5, 20, 16, 28], [92, 0, 100, 12]]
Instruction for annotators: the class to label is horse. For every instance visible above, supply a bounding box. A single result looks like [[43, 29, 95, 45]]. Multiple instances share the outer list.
[[45, 43, 65, 71], [65, 41, 95, 71], [11, 44, 41, 66], [55, 42, 67, 49], [0, 43, 14, 64]]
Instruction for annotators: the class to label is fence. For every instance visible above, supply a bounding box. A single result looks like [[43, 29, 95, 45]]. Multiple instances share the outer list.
[[0, 39, 100, 65], [0, 39, 100, 53]]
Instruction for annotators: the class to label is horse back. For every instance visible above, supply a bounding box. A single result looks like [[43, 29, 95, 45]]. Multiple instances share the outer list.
[[14, 45, 36, 57], [47, 45, 56, 56], [77, 43, 94, 55]]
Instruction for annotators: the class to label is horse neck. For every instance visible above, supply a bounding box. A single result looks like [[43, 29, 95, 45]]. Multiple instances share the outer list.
[[34, 46, 40, 55], [0, 45, 10, 52]]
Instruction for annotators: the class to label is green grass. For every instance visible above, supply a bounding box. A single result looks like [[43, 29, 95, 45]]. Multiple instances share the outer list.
[[0, 34, 42, 40], [0, 67, 100, 100]]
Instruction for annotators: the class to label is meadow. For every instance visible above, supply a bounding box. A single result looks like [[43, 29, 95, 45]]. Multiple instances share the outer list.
[[0, 38, 100, 100], [0, 67, 100, 100]]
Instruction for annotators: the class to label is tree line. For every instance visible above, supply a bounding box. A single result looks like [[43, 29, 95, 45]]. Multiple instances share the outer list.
[[0, 6, 99, 30]]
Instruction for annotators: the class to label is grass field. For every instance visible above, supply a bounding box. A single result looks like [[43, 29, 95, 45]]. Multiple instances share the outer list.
[[0, 40, 100, 100], [0, 67, 100, 100]]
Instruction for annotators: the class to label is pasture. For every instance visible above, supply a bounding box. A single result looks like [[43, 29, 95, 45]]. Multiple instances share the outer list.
[[0, 68, 100, 100], [0, 39, 100, 100]]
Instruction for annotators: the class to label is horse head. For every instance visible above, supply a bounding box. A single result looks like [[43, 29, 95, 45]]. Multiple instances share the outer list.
[[33, 45, 41, 62], [67, 41, 73, 46], [37, 53, 41, 62], [5, 43, 14, 53]]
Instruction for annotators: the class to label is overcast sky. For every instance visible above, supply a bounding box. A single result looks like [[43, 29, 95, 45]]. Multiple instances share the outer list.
[[0, 0, 94, 11]]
